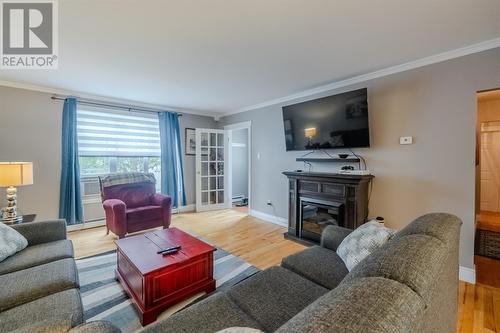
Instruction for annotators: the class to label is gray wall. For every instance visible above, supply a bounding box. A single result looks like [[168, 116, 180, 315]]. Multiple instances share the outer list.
[[221, 47, 500, 269], [231, 128, 249, 198], [0, 86, 217, 221], [0, 86, 62, 221]]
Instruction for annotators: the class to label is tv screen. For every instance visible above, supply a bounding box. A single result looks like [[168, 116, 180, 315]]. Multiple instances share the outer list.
[[282, 88, 369, 151]]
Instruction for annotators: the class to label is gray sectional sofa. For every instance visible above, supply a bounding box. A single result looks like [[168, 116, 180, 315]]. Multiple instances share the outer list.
[[1, 213, 462, 333], [138, 213, 462, 333], [0, 220, 84, 332]]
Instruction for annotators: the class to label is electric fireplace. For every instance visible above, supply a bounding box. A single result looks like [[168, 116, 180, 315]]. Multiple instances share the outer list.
[[283, 171, 373, 245]]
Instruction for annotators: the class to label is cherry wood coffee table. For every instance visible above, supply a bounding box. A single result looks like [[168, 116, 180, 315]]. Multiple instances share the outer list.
[[115, 228, 216, 325]]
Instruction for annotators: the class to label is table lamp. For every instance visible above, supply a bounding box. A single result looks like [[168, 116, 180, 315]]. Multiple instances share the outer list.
[[0, 162, 33, 223]]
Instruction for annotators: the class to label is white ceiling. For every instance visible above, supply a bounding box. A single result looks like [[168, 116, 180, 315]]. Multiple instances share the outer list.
[[1, 0, 500, 115]]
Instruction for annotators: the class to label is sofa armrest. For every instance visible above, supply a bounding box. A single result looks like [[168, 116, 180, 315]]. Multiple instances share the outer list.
[[321, 225, 353, 251], [152, 193, 172, 228], [151, 193, 172, 207], [103, 199, 126, 213], [11, 219, 67, 246], [69, 321, 122, 333], [103, 199, 127, 237]]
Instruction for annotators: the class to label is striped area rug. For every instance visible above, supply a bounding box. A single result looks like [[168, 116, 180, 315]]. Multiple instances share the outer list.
[[76, 248, 260, 333]]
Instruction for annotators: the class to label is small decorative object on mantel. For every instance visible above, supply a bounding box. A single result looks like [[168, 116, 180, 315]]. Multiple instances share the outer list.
[[0, 162, 34, 224], [185, 128, 196, 155], [368, 216, 385, 226]]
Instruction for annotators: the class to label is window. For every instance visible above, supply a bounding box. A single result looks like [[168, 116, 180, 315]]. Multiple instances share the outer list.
[[77, 107, 162, 191]]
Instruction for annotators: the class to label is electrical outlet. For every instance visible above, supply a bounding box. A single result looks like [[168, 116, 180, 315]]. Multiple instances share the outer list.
[[267, 200, 273, 206], [399, 136, 413, 145]]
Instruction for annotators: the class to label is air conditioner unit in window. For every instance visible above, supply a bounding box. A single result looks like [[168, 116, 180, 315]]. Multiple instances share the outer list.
[[81, 178, 101, 198]]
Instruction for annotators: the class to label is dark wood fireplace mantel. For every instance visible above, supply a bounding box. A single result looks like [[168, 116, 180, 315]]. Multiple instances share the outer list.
[[283, 171, 373, 245]]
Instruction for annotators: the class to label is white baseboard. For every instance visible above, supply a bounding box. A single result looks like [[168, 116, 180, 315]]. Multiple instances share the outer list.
[[250, 209, 288, 227], [67, 219, 105, 232], [459, 266, 476, 284], [173, 204, 196, 213]]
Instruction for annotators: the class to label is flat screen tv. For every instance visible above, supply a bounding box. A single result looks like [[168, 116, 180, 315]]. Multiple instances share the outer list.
[[282, 88, 369, 151]]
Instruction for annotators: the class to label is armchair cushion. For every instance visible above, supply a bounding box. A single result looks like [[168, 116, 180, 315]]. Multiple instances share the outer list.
[[102, 183, 155, 208], [126, 206, 163, 224]]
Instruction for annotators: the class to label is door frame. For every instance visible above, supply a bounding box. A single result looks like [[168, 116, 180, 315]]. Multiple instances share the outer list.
[[195, 128, 230, 212], [224, 121, 252, 212]]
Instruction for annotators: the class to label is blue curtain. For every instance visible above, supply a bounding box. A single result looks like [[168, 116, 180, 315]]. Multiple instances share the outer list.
[[59, 98, 84, 225], [158, 112, 186, 208]]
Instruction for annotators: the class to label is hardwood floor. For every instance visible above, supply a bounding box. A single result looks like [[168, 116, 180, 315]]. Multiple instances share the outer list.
[[69, 209, 500, 333], [68, 209, 305, 269], [476, 211, 500, 233], [475, 211, 500, 288]]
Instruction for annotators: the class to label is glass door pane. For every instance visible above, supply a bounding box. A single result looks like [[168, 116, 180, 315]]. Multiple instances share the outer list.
[[196, 128, 227, 212]]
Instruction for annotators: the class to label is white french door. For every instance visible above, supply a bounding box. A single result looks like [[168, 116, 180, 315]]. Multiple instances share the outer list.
[[195, 128, 229, 212]]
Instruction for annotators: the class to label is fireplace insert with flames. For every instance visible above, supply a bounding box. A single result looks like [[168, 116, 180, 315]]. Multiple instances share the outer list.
[[300, 198, 345, 243]]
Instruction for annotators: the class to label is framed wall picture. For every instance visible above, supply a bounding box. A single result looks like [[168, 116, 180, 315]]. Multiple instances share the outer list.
[[185, 128, 196, 155]]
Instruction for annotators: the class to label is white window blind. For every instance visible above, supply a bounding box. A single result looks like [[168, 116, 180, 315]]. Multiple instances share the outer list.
[[77, 107, 161, 157]]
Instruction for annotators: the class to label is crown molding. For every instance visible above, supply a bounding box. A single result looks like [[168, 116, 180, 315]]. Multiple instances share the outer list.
[[222, 37, 500, 117], [0, 79, 219, 118]]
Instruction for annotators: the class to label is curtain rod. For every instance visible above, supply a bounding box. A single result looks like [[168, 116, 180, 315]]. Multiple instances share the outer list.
[[50, 96, 182, 116]]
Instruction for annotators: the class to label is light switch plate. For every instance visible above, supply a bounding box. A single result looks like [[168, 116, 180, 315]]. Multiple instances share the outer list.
[[400, 136, 413, 145]]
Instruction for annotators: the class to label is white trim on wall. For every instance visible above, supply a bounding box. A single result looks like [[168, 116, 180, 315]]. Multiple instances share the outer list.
[[174, 204, 196, 213], [222, 37, 500, 116], [459, 266, 476, 284], [2, 38, 500, 120], [250, 209, 288, 227], [0, 79, 218, 118]]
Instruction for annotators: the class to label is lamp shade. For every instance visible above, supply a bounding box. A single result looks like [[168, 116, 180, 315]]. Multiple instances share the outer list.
[[0, 162, 33, 187], [304, 127, 317, 138]]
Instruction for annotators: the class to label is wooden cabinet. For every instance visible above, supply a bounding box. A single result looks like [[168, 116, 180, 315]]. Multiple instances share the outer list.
[[283, 171, 373, 244]]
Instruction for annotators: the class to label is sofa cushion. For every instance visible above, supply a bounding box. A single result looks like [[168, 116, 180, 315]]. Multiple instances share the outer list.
[[126, 206, 162, 223], [70, 321, 122, 333], [275, 277, 424, 333], [0, 239, 74, 275], [0, 222, 28, 262], [13, 320, 72, 333], [140, 293, 263, 333], [337, 221, 395, 270], [343, 234, 447, 305], [0, 289, 83, 332], [227, 266, 328, 332], [0, 258, 79, 311], [282, 246, 348, 289]]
